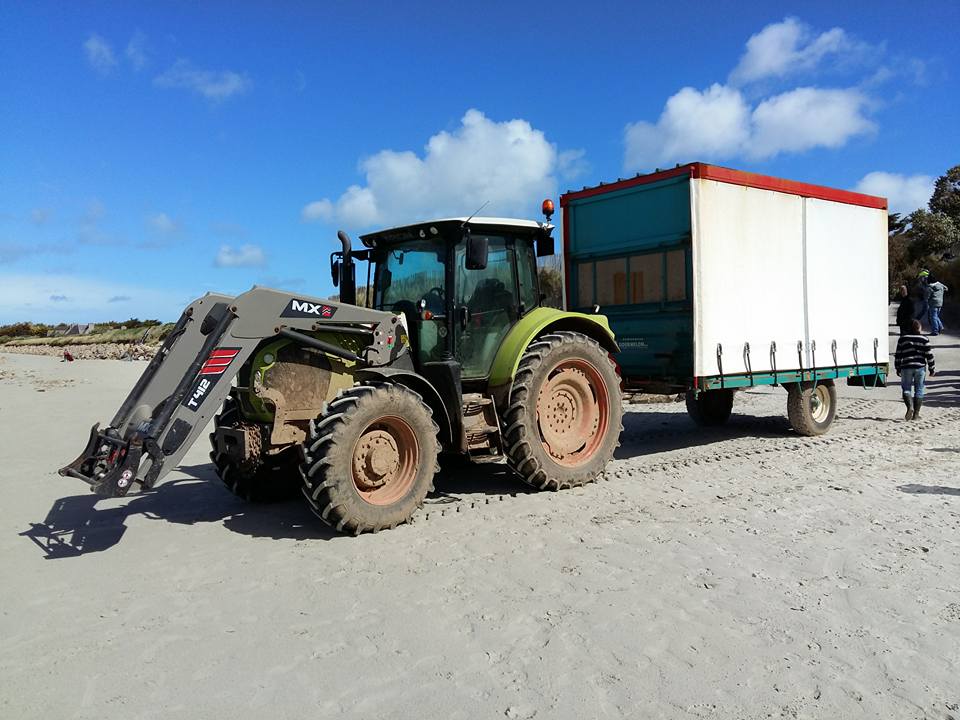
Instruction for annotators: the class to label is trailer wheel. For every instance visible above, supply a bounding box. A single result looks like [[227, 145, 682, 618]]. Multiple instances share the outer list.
[[209, 398, 300, 502], [685, 389, 734, 426], [786, 380, 837, 436], [300, 382, 439, 534], [503, 331, 622, 490]]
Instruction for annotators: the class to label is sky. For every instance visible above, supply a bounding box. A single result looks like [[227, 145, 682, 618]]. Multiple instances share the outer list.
[[1, 1, 958, 323]]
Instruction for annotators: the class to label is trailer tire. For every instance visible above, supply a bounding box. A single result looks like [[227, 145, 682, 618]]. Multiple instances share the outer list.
[[786, 380, 837, 436], [503, 331, 622, 490], [300, 382, 439, 534], [209, 398, 300, 502], [685, 389, 734, 426]]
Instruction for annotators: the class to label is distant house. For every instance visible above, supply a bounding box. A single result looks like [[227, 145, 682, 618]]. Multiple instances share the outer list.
[[64, 323, 95, 336], [49, 323, 71, 337]]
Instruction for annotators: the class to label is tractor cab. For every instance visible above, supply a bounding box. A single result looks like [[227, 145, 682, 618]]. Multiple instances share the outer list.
[[348, 218, 556, 382]]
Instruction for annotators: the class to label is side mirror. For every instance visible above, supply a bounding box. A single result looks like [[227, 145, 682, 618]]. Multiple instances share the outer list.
[[536, 232, 555, 257], [331, 257, 341, 287], [465, 232, 488, 270]]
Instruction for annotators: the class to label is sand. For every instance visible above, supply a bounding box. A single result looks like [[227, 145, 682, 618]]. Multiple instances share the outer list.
[[1, 324, 958, 719]]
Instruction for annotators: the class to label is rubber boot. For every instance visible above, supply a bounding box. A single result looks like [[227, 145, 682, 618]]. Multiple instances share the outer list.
[[902, 393, 914, 420], [912, 396, 923, 420]]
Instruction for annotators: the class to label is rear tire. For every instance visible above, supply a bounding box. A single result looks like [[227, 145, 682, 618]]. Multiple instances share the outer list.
[[300, 382, 439, 534], [503, 331, 622, 490], [786, 380, 837, 436], [209, 397, 300, 502], [685, 389, 734, 426]]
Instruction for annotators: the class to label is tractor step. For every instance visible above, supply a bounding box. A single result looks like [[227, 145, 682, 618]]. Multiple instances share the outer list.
[[462, 393, 502, 458]]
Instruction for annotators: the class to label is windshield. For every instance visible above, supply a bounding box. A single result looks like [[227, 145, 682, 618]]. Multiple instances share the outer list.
[[373, 241, 446, 312]]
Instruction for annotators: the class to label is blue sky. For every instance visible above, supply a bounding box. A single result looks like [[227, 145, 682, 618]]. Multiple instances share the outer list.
[[1, 1, 957, 323]]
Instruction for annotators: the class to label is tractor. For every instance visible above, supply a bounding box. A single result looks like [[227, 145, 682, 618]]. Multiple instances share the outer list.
[[60, 210, 622, 534]]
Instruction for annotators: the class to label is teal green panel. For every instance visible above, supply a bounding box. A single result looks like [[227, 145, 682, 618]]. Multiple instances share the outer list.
[[566, 176, 691, 257], [697, 364, 889, 390], [603, 303, 693, 381]]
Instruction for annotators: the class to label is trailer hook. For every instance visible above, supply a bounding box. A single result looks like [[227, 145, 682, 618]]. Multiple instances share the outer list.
[[770, 341, 778, 386], [796, 340, 804, 382], [716, 344, 724, 389], [810, 340, 818, 391]]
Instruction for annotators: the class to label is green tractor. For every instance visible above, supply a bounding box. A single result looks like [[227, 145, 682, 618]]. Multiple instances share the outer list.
[[60, 214, 622, 534]]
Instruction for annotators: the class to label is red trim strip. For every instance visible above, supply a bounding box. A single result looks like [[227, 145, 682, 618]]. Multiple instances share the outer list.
[[209, 349, 239, 358], [695, 164, 887, 209], [560, 162, 887, 210]]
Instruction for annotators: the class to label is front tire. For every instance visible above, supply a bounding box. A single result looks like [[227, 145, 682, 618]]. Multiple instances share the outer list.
[[300, 382, 439, 534], [685, 389, 734, 426], [209, 397, 300, 502], [786, 380, 837, 436], [503, 331, 622, 490]]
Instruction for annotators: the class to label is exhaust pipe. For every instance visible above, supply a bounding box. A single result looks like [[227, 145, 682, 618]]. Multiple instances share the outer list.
[[336, 230, 357, 306]]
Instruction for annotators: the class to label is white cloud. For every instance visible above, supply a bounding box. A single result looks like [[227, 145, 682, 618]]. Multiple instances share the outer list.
[[126, 31, 148, 71], [83, 34, 117, 74], [729, 17, 870, 85], [558, 148, 590, 180], [855, 172, 934, 214], [625, 84, 751, 170], [0, 273, 188, 324], [625, 84, 874, 169], [30, 208, 51, 225], [623, 17, 886, 171], [303, 109, 574, 229], [148, 212, 180, 234], [301, 199, 334, 223], [214, 244, 265, 268], [154, 60, 251, 101], [750, 87, 875, 158]]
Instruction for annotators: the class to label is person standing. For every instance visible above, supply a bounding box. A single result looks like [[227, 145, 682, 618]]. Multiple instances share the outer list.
[[912, 270, 930, 331], [896, 284, 914, 334], [925, 274, 949, 336], [895, 319, 936, 420]]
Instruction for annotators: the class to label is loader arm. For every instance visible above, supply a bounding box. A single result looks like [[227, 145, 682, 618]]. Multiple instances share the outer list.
[[60, 287, 406, 497]]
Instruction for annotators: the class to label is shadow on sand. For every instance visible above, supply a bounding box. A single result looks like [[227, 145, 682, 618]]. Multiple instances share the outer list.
[[22, 457, 535, 558], [897, 484, 960, 496]]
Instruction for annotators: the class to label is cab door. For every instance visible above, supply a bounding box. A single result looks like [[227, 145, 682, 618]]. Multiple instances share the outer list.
[[454, 235, 520, 379]]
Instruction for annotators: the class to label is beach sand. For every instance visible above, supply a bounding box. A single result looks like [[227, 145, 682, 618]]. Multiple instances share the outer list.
[[1, 325, 958, 719]]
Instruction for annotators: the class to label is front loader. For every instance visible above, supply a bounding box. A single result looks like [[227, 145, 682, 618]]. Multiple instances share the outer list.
[[61, 212, 623, 534]]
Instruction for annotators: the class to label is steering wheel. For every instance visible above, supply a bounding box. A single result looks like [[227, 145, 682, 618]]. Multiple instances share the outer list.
[[421, 286, 445, 314]]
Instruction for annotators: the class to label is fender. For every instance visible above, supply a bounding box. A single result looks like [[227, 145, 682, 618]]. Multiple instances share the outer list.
[[354, 367, 454, 448], [487, 306, 619, 395]]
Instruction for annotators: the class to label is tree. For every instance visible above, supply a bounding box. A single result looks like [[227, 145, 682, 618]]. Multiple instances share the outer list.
[[907, 208, 959, 261], [888, 212, 909, 237], [929, 164, 960, 221], [537, 259, 564, 308]]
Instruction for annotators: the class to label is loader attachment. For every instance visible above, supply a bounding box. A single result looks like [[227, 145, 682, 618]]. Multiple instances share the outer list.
[[59, 287, 407, 497], [58, 292, 241, 496]]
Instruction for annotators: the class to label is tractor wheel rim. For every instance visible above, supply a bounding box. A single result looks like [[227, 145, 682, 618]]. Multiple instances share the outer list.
[[810, 386, 830, 423], [536, 358, 609, 467], [351, 416, 419, 505]]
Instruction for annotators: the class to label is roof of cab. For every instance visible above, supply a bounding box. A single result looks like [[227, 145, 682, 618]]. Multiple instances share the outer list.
[[359, 217, 543, 246]]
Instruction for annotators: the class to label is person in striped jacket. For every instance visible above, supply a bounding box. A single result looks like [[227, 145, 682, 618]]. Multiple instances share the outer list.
[[895, 319, 936, 420]]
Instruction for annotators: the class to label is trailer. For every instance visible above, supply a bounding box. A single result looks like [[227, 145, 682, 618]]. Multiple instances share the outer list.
[[560, 163, 889, 436]]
